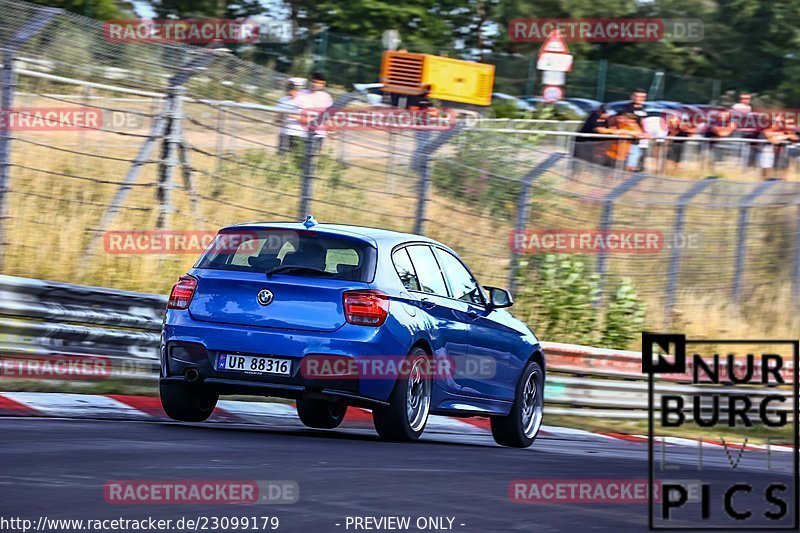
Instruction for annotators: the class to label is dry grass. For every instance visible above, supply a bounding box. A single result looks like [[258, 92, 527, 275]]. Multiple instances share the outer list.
[[3, 96, 797, 344]]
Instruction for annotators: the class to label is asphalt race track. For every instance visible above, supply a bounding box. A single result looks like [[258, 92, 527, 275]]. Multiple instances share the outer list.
[[0, 413, 795, 533]]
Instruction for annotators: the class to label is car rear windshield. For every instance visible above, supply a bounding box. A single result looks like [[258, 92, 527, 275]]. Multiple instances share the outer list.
[[195, 229, 377, 282]]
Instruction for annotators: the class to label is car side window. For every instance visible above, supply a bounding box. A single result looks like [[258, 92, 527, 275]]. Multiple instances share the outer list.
[[435, 248, 484, 305], [405, 245, 448, 296], [391, 248, 420, 291]]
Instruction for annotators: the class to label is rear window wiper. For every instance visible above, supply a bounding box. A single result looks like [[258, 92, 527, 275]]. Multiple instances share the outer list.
[[266, 265, 334, 277]]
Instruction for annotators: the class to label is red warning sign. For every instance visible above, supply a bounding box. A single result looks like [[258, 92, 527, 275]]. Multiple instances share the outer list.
[[539, 30, 570, 56]]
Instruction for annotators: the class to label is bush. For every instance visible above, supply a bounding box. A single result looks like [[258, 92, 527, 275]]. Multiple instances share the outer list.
[[515, 254, 647, 349]]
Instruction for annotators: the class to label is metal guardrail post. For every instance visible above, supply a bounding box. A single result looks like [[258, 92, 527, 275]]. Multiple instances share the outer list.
[[0, 7, 60, 270], [412, 125, 464, 235], [732, 179, 781, 302], [508, 154, 564, 295], [665, 177, 716, 324], [595, 172, 649, 304]]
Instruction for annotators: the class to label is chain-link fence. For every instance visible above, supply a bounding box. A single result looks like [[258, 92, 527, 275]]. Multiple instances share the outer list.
[[0, 0, 795, 347]]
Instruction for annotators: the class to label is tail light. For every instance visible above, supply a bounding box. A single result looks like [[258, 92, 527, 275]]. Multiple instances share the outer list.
[[343, 290, 389, 326], [168, 275, 197, 309]]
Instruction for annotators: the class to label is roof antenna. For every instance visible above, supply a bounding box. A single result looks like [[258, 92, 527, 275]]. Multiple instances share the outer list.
[[303, 215, 318, 229]]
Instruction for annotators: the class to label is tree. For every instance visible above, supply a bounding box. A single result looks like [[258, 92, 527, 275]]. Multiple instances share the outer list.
[[29, 0, 130, 20]]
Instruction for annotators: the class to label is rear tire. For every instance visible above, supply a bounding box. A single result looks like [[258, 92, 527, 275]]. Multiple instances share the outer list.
[[160, 381, 218, 422], [372, 348, 431, 442], [296, 398, 347, 429], [490, 361, 544, 448]]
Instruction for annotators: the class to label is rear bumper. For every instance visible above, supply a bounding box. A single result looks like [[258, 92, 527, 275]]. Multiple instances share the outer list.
[[163, 311, 411, 403], [159, 376, 389, 408]]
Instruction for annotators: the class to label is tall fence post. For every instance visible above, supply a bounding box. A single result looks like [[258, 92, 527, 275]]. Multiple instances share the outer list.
[[211, 103, 226, 197], [156, 86, 182, 229], [595, 172, 649, 304], [508, 154, 563, 296], [297, 136, 319, 219], [793, 202, 800, 313], [595, 59, 607, 102], [80, 50, 218, 270], [0, 7, 60, 270], [525, 52, 537, 95], [412, 125, 464, 235], [731, 180, 781, 302], [665, 177, 716, 325]]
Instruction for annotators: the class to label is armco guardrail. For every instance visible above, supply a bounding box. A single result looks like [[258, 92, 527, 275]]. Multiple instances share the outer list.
[[0, 276, 792, 420], [0, 275, 164, 373]]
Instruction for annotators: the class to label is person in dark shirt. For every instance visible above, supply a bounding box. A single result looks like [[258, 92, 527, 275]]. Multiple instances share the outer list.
[[575, 105, 618, 165], [704, 109, 738, 170], [619, 88, 649, 127], [665, 112, 697, 171]]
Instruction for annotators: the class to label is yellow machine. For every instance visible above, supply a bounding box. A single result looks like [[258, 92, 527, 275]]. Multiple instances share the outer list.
[[379, 51, 495, 107]]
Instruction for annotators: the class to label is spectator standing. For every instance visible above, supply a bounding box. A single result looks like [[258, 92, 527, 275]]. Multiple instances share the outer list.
[[731, 92, 753, 114], [760, 114, 799, 179], [704, 109, 738, 171], [605, 112, 648, 171], [294, 72, 334, 153], [575, 105, 618, 165], [619, 89, 651, 170], [276, 81, 303, 153], [665, 113, 697, 172]]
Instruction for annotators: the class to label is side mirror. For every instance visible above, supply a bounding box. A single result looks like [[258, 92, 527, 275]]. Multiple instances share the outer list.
[[485, 286, 513, 309]]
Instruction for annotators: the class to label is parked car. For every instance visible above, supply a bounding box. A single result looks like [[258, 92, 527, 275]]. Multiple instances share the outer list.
[[521, 96, 587, 119], [160, 218, 545, 447], [492, 92, 535, 112], [353, 83, 386, 106], [565, 98, 602, 113]]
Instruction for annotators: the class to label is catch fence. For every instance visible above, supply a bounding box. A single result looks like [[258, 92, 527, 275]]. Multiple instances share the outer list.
[[0, 0, 797, 342]]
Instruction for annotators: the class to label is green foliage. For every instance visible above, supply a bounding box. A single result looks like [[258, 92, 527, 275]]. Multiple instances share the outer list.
[[515, 254, 647, 349], [30, 0, 128, 20], [521, 254, 600, 345], [600, 279, 647, 349], [431, 129, 523, 220], [490, 99, 526, 119]]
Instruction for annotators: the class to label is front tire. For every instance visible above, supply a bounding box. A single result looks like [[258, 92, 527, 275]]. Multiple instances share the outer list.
[[296, 398, 347, 429], [160, 381, 218, 422], [372, 348, 431, 442], [490, 361, 544, 448]]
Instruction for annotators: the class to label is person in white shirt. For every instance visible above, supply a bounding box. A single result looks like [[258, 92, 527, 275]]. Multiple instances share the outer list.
[[276, 81, 304, 153], [731, 92, 752, 114], [293, 72, 334, 152]]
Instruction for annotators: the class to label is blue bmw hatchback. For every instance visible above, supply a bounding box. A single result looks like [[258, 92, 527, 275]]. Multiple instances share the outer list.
[[160, 218, 545, 447]]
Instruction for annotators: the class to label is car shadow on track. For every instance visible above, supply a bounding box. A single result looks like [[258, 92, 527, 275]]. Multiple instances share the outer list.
[[156, 419, 507, 449]]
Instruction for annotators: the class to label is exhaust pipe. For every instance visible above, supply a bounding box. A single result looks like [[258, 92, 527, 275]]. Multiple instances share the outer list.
[[184, 368, 200, 383]]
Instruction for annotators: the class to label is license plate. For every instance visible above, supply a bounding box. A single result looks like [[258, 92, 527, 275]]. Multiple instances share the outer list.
[[217, 354, 291, 376]]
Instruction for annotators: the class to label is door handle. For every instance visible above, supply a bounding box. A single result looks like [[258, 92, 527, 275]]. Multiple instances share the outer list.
[[420, 298, 436, 310]]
